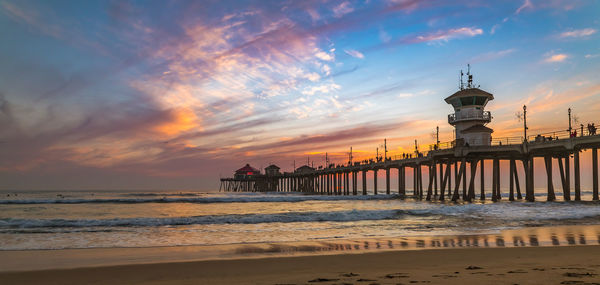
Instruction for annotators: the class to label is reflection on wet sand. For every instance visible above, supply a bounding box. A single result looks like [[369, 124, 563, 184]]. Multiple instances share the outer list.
[[234, 225, 600, 257]]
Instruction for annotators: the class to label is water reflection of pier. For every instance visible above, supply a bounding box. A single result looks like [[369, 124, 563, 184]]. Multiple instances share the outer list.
[[234, 226, 600, 256]]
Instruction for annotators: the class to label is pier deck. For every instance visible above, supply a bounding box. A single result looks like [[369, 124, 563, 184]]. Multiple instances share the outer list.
[[220, 134, 600, 202]]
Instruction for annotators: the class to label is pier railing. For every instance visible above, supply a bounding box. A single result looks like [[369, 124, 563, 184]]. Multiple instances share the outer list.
[[448, 110, 491, 124], [428, 121, 600, 151], [527, 122, 599, 142]]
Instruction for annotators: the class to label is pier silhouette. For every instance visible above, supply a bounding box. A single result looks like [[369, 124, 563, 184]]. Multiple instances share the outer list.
[[221, 68, 600, 202]]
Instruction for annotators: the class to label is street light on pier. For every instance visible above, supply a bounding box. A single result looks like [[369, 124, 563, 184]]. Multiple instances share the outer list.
[[523, 105, 528, 142], [568, 107, 572, 135]]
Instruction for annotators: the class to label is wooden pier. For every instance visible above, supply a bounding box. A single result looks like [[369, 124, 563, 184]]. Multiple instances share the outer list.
[[220, 69, 599, 201], [220, 134, 600, 202]]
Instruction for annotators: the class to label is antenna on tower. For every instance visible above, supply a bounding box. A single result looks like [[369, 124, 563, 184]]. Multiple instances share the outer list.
[[384, 138, 388, 161], [349, 147, 353, 166], [459, 70, 464, 90], [467, 63, 473, 88]]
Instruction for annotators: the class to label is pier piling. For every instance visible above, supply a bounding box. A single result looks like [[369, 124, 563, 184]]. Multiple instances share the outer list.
[[373, 169, 378, 195], [574, 151, 581, 201], [545, 156, 556, 201], [399, 166, 406, 198], [593, 148, 598, 201], [386, 168, 391, 195]]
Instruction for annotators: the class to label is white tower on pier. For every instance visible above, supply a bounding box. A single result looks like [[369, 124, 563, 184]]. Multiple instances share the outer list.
[[445, 65, 494, 146]]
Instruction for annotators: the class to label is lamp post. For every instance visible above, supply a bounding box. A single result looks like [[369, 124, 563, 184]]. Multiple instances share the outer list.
[[523, 105, 528, 142], [568, 108, 572, 136]]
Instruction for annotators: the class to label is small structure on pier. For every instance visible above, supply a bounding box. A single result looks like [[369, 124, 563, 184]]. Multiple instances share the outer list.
[[446, 66, 494, 146], [265, 164, 281, 176], [234, 164, 260, 179], [295, 165, 315, 173]]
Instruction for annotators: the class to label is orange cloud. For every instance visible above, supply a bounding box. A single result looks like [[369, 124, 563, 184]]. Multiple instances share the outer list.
[[153, 108, 200, 136], [544, 53, 568, 63]]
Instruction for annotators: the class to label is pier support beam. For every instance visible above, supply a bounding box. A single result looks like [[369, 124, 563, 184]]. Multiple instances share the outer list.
[[413, 166, 417, 196], [509, 159, 515, 201], [448, 162, 454, 199], [373, 169, 378, 195], [545, 156, 556, 201], [399, 166, 405, 198], [492, 159, 498, 202], [574, 151, 581, 201], [524, 157, 535, 202], [345, 172, 350, 195], [514, 160, 522, 200], [433, 161, 438, 196], [439, 163, 444, 199], [451, 159, 465, 202], [467, 160, 477, 201], [418, 165, 423, 199], [352, 171, 357, 195], [362, 171, 367, 195], [426, 164, 434, 201], [593, 148, 598, 201], [440, 162, 451, 201], [386, 168, 391, 195], [480, 159, 485, 201], [334, 173, 338, 195], [338, 172, 343, 195], [462, 160, 468, 200], [565, 156, 571, 201]]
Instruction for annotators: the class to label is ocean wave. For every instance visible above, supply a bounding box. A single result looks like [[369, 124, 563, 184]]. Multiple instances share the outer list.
[[0, 194, 398, 205], [0, 209, 404, 228]]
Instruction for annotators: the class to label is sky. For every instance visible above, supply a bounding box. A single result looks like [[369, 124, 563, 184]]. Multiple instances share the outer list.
[[0, 0, 599, 191]]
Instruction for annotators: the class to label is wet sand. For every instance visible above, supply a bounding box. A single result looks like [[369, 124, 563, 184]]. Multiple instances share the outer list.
[[2, 245, 600, 285], [2, 225, 600, 284]]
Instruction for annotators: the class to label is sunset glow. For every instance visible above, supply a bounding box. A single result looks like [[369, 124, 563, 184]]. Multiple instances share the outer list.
[[0, 0, 599, 190]]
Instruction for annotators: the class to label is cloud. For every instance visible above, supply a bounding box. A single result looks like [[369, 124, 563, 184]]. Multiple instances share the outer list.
[[543, 53, 568, 63], [314, 48, 335, 61], [0, 1, 63, 38], [332, 1, 354, 18], [412, 27, 483, 43], [559, 28, 597, 38], [344, 49, 365, 59], [379, 28, 391, 43], [301, 83, 341, 95], [515, 0, 533, 14], [239, 120, 418, 155]]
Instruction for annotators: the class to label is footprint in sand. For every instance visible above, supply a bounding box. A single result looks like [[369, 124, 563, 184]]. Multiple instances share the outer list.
[[308, 277, 340, 282]]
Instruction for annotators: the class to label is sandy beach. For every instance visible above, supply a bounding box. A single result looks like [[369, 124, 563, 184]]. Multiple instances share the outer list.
[[1, 245, 600, 285]]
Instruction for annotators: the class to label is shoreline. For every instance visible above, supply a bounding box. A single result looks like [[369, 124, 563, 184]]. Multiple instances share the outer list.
[[2, 224, 600, 273], [2, 246, 600, 284]]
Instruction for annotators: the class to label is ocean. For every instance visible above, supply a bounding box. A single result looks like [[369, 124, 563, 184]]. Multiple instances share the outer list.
[[2, 189, 600, 253]]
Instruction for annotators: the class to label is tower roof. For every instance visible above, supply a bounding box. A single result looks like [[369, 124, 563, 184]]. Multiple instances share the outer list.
[[460, 124, 494, 133], [235, 164, 260, 174], [444, 88, 494, 104]]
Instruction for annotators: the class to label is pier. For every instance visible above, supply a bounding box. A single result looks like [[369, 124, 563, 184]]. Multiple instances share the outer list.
[[220, 68, 600, 202]]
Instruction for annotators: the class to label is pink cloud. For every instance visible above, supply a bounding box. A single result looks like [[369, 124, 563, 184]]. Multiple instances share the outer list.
[[559, 28, 596, 38], [515, 0, 533, 14], [344, 49, 365, 59], [412, 27, 483, 43], [544, 53, 568, 63]]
